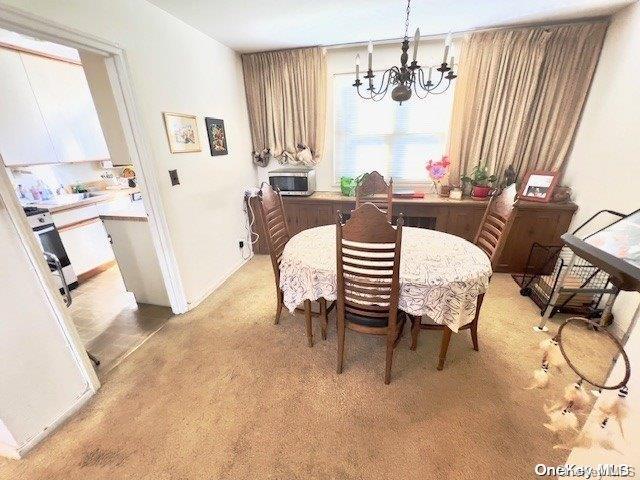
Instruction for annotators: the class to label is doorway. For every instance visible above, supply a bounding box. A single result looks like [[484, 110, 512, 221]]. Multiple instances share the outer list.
[[0, 11, 186, 385]]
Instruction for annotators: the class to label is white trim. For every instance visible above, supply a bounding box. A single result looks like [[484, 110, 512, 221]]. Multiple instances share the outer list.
[[186, 256, 252, 309], [16, 388, 94, 457]]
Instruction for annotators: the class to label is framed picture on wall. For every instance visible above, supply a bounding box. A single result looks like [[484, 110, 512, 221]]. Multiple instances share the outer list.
[[162, 112, 201, 153], [205, 117, 228, 156], [519, 170, 558, 203]]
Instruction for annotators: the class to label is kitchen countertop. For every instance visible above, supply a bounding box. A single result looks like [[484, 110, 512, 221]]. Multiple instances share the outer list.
[[100, 199, 147, 222], [29, 187, 140, 213]]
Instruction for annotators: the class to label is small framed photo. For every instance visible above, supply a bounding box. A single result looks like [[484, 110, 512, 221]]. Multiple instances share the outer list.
[[162, 112, 201, 153], [519, 170, 558, 203], [205, 117, 228, 156]]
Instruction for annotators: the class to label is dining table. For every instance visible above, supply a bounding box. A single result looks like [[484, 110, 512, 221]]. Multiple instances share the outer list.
[[279, 225, 493, 332]]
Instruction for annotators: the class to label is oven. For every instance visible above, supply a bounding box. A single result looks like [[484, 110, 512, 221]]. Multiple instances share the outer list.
[[24, 207, 78, 292]]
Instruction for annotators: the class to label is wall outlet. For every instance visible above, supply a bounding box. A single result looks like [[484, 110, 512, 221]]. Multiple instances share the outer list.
[[238, 240, 244, 249]]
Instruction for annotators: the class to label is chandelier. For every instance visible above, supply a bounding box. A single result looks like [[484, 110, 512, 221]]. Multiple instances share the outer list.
[[353, 0, 456, 104]]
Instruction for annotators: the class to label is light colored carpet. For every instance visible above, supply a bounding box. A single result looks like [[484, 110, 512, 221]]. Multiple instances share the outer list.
[[2, 255, 602, 479]]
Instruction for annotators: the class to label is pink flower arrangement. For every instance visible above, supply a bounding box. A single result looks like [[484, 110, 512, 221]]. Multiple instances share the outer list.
[[426, 155, 451, 189]]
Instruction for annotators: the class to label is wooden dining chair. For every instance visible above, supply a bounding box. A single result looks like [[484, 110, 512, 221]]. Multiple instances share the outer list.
[[336, 203, 405, 384], [408, 183, 518, 369], [355, 171, 393, 221], [474, 182, 518, 270], [256, 183, 329, 346]]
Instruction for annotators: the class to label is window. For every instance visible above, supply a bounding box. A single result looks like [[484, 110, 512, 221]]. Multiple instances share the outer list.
[[333, 72, 455, 183]]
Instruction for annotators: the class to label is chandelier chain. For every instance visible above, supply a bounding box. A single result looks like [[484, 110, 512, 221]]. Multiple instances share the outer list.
[[404, 0, 411, 39]]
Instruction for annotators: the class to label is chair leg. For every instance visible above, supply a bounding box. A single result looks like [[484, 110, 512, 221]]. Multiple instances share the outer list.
[[320, 298, 328, 340], [437, 327, 453, 371], [304, 299, 313, 347], [337, 314, 345, 374], [470, 293, 484, 351], [384, 337, 394, 385], [410, 315, 421, 351], [470, 321, 479, 351], [275, 288, 283, 325]]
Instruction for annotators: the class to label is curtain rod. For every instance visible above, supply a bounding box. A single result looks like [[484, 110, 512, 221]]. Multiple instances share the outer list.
[[323, 14, 611, 50]]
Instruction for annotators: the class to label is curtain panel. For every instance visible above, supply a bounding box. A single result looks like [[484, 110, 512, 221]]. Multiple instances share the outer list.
[[241, 47, 327, 167], [448, 21, 608, 184]]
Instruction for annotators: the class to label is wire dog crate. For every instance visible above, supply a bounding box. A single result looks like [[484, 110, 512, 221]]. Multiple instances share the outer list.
[[513, 210, 627, 332]]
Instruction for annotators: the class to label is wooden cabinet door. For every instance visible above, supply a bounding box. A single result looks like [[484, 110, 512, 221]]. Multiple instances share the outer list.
[[497, 208, 575, 273], [21, 54, 110, 163], [0, 48, 58, 166], [447, 207, 484, 241]]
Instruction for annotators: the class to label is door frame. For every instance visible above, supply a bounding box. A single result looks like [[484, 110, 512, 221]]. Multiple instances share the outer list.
[[0, 4, 189, 451]]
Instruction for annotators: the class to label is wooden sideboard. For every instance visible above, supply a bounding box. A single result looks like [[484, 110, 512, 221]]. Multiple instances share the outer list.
[[249, 191, 577, 273]]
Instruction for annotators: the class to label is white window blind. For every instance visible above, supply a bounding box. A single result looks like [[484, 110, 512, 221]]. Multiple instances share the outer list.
[[333, 72, 455, 183]]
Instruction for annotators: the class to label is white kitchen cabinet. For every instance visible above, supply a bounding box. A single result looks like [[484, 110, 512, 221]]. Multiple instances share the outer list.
[[20, 53, 110, 163], [0, 48, 58, 166], [58, 219, 114, 276]]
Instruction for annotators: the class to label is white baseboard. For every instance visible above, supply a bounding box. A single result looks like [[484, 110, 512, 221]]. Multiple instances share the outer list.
[[186, 254, 253, 310], [15, 386, 95, 458]]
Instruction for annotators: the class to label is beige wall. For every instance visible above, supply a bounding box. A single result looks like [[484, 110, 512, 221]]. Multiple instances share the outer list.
[[563, 1, 640, 337], [1, 0, 257, 305], [563, 2, 640, 469]]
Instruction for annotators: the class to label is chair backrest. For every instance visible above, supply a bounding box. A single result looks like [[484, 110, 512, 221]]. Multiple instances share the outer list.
[[257, 183, 291, 283], [474, 183, 518, 269], [336, 203, 403, 330], [355, 171, 393, 221]]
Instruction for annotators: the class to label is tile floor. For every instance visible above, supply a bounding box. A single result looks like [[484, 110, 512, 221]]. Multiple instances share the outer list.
[[69, 265, 172, 377]]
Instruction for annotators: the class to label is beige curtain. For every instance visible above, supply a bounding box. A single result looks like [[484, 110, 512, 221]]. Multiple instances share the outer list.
[[449, 21, 608, 183], [242, 47, 327, 167]]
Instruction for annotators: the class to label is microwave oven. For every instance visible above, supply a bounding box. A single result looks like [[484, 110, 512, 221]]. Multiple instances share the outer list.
[[268, 167, 316, 196]]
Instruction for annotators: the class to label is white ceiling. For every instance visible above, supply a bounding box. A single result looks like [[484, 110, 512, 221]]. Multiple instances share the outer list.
[[148, 0, 635, 53]]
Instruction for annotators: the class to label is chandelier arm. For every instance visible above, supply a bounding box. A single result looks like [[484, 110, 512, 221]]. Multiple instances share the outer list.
[[428, 79, 453, 95], [368, 67, 397, 97], [412, 76, 431, 99], [416, 67, 431, 90], [426, 71, 446, 92]]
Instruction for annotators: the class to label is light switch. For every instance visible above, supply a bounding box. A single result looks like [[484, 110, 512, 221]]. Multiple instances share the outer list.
[[169, 169, 180, 186]]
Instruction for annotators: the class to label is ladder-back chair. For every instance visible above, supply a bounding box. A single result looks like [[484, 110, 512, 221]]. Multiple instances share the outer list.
[[354, 171, 393, 221], [336, 203, 405, 384]]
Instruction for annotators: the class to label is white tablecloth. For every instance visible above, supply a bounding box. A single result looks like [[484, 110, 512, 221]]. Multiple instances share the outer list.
[[279, 225, 492, 332]]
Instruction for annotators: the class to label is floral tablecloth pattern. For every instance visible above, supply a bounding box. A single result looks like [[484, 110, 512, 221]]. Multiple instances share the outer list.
[[279, 225, 492, 332]]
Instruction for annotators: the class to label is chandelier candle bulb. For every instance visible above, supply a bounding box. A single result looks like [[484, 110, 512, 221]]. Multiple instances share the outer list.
[[443, 32, 452, 64], [355, 53, 360, 79], [428, 66, 432, 82], [450, 56, 454, 69], [367, 41, 373, 70], [413, 28, 420, 61]]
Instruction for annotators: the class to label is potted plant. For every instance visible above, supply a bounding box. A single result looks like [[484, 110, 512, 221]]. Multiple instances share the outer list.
[[461, 162, 497, 199]]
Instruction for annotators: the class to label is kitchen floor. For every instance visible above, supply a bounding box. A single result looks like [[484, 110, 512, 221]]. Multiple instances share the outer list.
[[69, 265, 172, 377]]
